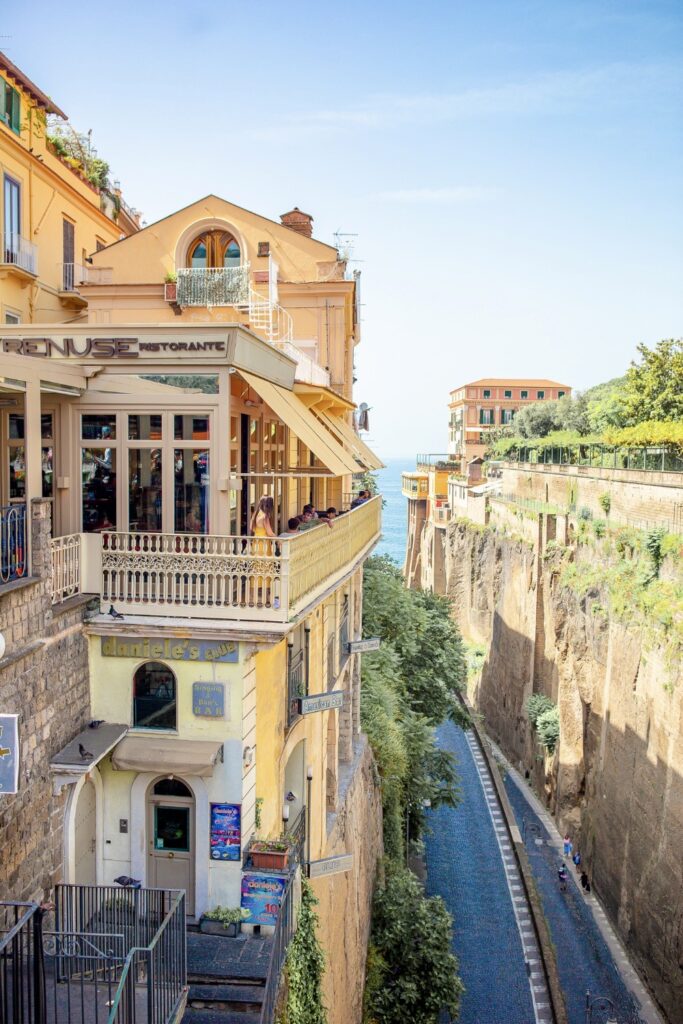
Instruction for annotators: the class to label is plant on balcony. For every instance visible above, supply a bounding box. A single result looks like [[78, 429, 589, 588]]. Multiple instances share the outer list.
[[164, 271, 178, 302], [250, 835, 291, 871], [200, 905, 248, 937]]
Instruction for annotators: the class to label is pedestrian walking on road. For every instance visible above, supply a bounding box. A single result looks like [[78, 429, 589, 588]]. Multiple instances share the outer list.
[[580, 871, 591, 893], [563, 833, 572, 857], [573, 849, 581, 871], [558, 863, 569, 892]]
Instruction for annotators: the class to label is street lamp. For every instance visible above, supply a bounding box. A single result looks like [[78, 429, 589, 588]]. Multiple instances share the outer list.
[[584, 991, 626, 1024], [306, 765, 313, 877]]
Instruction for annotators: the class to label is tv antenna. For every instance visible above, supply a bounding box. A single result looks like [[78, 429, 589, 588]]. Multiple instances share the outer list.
[[333, 231, 358, 263]]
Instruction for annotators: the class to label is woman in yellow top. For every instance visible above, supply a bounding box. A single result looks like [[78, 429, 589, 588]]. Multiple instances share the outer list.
[[249, 496, 277, 606]]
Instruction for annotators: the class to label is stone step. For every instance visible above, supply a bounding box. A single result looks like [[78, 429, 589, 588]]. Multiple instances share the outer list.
[[182, 1009, 261, 1024], [188, 983, 264, 1010]]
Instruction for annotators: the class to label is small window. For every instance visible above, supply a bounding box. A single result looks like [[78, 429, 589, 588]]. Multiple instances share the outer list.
[[128, 414, 162, 440], [4, 311, 20, 324], [521, 390, 528, 399], [174, 415, 209, 441], [504, 390, 512, 398], [1, 82, 21, 135], [96, 238, 106, 252], [483, 389, 491, 398], [9, 414, 24, 440], [133, 662, 177, 730], [537, 390, 545, 399], [82, 414, 116, 440], [223, 240, 240, 267], [258, 241, 270, 257], [558, 391, 565, 398], [153, 777, 191, 797]]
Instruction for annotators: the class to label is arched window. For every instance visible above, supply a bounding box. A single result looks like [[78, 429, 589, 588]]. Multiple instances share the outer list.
[[187, 231, 241, 269], [133, 662, 176, 729], [153, 777, 192, 797]]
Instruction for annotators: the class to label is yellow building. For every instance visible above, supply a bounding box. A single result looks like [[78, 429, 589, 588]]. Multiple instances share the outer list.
[[0, 191, 383, 1019], [0, 50, 139, 327]]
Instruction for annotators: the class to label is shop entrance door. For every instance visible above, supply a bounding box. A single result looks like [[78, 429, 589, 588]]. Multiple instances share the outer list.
[[147, 778, 195, 915], [74, 779, 97, 885]]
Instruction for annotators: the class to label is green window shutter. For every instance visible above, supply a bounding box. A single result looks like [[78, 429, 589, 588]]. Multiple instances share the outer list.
[[0, 83, 6, 125], [10, 88, 20, 134]]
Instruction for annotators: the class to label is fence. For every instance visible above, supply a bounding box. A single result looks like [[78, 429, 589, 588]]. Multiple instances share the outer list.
[[504, 444, 683, 473], [176, 266, 249, 307], [0, 902, 44, 1024], [0, 504, 27, 585], [258, 879, 296, 1024], [491, 493, 573, 517], [51, 534, 81, 603]]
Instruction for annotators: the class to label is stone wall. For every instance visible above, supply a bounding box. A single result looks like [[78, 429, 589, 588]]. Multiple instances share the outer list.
[[0, 500, 91, 902], [314, 736, 383, 1024], [439, 519, 683, 1024], [501, 462, 683, 530]]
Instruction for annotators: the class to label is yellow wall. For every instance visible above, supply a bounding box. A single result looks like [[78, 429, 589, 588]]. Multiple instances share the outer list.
[[0, 71, 131, 324]]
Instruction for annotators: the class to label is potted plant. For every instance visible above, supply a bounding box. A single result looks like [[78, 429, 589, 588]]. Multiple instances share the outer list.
[[164, 271, 177, 303], [250, 837, 291, 871], [199, 906, 247, 937]]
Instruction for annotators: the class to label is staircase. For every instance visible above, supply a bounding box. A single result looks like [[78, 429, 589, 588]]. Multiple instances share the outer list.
[[237, 286, 293, 345], [182, 930, 273, 1024]]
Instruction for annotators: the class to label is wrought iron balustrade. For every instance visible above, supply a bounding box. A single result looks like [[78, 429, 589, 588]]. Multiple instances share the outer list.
[[1, 504, 27, 584], [258, 878, 295, 1024], [326, 631, 336, 689], [176, 266, 249, 307], [51, 534, 81, 603], [0, 901, 44, 1024], [60, 263, 89, 292], [287, 646, 306, 728], [2, 233, 37, 275]]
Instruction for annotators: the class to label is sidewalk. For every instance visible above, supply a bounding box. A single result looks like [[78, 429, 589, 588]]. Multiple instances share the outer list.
[[490, 741, 665, 1024]]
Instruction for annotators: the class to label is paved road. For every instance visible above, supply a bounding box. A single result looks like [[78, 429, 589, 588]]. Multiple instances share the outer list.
[[503, 765, 650, 1024], [425, 720, 543, 1024]]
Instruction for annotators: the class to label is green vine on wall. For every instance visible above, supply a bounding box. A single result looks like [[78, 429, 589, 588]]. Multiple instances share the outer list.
[[278, 878, 327, 1024]]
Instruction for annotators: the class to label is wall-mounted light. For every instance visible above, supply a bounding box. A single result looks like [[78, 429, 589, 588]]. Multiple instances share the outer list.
[[282, 804, 290, 826], [243, 745, 256, 767], [306, 765, 314, 782]]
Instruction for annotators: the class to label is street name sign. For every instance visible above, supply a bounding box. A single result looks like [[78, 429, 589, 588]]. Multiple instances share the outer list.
[[299, 691, 344, 715], [0, 715, 19, 794], [347, 637, 381, 654], [308, 854, 353, 879]]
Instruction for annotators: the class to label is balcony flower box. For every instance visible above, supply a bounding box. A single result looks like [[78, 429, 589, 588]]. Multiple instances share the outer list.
[[164, 281, 177, 302], [250, 839, 290, 871]]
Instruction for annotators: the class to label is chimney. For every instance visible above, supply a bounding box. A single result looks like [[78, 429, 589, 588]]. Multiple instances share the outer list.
[[280, 207, 313, 238]]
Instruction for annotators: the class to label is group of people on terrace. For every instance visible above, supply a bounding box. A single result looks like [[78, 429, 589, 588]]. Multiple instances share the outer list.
[[249, 489, 374, 542]]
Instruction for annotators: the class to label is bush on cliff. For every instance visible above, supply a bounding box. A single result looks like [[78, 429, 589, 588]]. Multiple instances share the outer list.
[[363, 864, 463, 1024], [279, 879, 327, 1024]]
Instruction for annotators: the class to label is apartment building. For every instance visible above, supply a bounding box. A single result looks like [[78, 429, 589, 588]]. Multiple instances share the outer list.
[[448, 378, 572, 461]]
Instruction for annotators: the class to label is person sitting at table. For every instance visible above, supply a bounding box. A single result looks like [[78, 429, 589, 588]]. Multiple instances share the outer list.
[[280, 517, 301, 537]]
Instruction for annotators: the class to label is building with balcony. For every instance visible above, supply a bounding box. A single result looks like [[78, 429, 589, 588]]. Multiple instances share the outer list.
[[448, 378, 572, 462], [0, 51, 140, 328], [0, 196, 382, 1023]]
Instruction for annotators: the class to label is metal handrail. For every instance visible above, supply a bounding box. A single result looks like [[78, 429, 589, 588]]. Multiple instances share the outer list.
[[1, 504, 27, 584], [2, 233, 37, 275], [259, 877, 295, 1024]]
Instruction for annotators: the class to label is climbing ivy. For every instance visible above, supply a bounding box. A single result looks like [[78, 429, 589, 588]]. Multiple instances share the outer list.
[[279, 879, 327, 1024]]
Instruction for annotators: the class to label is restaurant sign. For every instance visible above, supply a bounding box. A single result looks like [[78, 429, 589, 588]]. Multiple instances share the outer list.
[[0, 715, 19, 795], [193, 682, 225, 718], [346, 637, 381, 654], [101, 636, 238, 663], [0, 334, 229, 360], [299, 690, 344, 715]]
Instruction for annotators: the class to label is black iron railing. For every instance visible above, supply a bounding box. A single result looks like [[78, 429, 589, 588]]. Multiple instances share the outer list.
[[258, 878, 295, 1024], [288, 807, 306, 871], [338, 602, 349, 669], [287, 646, 306, 728], [326, 632, 336, 689], [0, 901, 45, 1024], [1, 504, 27, 584], [503, 444, 683, 473]]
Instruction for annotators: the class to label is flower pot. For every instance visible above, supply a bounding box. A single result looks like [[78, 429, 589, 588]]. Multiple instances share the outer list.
[[200, 918, 240, 937], [251, 849, 290, 871], [164, 282, 177, 302]]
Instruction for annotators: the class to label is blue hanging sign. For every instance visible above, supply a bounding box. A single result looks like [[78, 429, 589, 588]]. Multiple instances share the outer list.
[[0, 715, 19, 794], [210, 803, 241, 861]]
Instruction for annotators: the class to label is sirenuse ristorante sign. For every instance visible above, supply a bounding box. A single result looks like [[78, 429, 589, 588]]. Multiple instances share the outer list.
[[0, 335, 229, 359]]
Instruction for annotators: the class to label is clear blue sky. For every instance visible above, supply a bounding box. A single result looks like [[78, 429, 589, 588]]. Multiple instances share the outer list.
[[9, 1, 683, 457]]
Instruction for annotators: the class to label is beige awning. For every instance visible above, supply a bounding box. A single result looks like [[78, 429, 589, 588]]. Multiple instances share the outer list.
[[239, 370, 359, 476], [314, 410, 384, 470], [112, 736, 222, 777]]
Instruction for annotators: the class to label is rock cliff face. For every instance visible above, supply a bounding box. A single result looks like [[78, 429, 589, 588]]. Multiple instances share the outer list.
[[440, 520, 683, 1024]]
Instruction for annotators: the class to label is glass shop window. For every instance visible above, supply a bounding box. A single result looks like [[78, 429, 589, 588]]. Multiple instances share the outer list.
[[174, 448, 209, 533], [82, 448, 117, 531], [133, 661, 177, 730]]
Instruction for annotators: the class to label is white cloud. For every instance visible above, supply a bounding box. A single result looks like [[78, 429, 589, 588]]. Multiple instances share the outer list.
[[250, 63, 681, 141], [376, 186, 499, 203]]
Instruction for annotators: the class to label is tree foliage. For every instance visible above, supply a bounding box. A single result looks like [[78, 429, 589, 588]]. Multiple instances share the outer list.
[[622, 339, 683, 425], [364, 865, 464, 1024]]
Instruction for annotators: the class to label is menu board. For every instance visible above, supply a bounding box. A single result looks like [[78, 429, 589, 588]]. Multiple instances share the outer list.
[[241, 872, 288, 926], [209, 803, 241, 861]]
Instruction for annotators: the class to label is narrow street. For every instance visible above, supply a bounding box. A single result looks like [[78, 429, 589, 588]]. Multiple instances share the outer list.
[[424, 720, 550, 1024]]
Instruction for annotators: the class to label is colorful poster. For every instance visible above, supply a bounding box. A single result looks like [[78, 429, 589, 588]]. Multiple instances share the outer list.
[[240, 872, 287, 926], [210, 803, 241, 861], [0, 715, 19, 794]]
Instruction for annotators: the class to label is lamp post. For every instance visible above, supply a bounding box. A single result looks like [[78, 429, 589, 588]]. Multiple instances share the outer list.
[[584, 991, 625, 1024], [282, 803, 290, 833], [306, 765, 313, 877]]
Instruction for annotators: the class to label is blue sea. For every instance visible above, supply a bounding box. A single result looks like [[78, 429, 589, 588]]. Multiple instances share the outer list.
[[374, 457, 413, 566]]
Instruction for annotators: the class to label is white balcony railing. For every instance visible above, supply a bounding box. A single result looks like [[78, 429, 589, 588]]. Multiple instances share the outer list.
[[51, 534, 82, 603], [176, 266, 250, 307], [60, 262, 90, 292], [277, 341, 330, 386], [2, 233, 37, 275], [92, 496, 381, 622]]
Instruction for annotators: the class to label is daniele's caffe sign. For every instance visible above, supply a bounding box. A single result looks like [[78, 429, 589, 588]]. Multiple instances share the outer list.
[[0, 333, 230, 360]]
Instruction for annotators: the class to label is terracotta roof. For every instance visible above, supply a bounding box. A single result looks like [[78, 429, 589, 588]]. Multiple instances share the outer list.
[[0, 51, 66, 118], [450, 378, 571, 393]]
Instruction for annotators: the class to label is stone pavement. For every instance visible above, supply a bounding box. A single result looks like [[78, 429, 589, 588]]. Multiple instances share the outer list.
[[425, 720, 543, 1024], [494, 742, 665, 1024]]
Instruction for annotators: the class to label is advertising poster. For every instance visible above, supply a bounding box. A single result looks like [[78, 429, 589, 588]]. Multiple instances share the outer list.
[[210, 803, 241, 861], [240, 872, 287, 926]]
